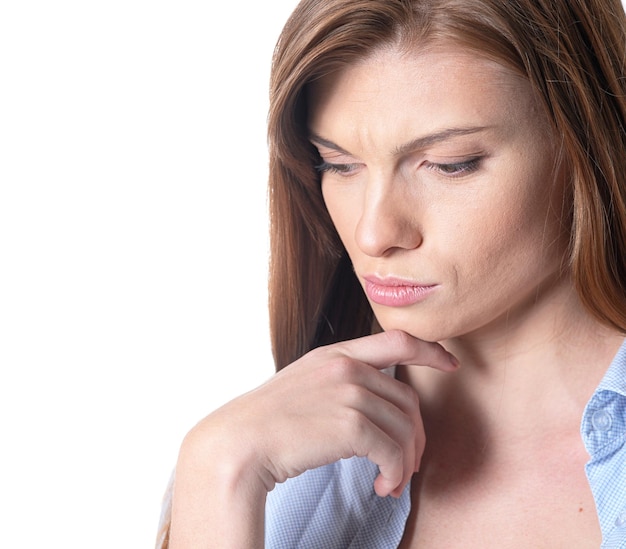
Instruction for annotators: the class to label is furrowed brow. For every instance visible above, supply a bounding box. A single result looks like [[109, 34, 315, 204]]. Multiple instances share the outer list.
[[392, 127, 490, 155], [309, 134, 351, 155], [309, 126, 490, 157]]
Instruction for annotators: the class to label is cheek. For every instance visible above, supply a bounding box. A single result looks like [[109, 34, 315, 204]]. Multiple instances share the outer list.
[[452, 177, 566, 288]]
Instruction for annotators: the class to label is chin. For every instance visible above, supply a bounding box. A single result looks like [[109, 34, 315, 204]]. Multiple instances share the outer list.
[[375, 312, 453, 344]]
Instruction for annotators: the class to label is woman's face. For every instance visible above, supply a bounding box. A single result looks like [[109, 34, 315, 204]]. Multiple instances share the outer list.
[[308, 44, 570, 343]]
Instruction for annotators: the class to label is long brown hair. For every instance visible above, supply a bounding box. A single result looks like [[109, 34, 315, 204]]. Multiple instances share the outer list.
[[268, 0, 626, 371]]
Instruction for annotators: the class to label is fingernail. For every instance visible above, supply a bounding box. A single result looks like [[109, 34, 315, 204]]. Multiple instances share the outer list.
[[449, 354, 460, 368]]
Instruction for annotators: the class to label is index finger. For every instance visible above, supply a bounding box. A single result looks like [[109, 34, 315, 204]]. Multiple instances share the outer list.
[[335, 330, 459, 372]]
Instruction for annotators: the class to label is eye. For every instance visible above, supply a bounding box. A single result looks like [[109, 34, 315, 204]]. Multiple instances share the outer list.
[[425, 157, 482, 178], [315, 161, 361, 176]]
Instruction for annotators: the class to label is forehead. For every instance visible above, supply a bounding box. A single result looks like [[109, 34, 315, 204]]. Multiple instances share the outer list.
[[306, 43, 540, 145]]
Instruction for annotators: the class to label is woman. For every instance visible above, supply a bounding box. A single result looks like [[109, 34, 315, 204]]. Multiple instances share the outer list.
[[159, 0, 626, 546]]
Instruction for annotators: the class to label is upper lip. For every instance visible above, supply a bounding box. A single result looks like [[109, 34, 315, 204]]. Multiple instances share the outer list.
[[362, 274, 436, 287]]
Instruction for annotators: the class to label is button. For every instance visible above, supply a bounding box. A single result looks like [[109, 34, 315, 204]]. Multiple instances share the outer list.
[[615, 512, 626, 527], [591, 409, 612, 431]]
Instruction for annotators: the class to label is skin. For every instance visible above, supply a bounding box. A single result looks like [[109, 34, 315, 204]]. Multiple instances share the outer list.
[[170, 43, 624, 547], [309, 44, 567, 346], [170, 332, 458, 547]]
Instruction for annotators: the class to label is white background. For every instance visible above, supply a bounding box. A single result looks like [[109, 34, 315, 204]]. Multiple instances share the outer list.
[[3, 1, 626, 548], [1, 1, 298, 547]]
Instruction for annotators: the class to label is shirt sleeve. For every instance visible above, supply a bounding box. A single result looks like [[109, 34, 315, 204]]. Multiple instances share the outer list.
[[265, 456, 410, 548]]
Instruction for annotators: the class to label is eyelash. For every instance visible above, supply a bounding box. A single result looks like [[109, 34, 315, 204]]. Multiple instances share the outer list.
[[425, 157, 482, 177], [315, 157, 483, 178], [315, 161, 360, 175]]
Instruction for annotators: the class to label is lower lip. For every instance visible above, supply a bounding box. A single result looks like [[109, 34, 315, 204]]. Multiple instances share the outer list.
[[365, 280, 438, 307]]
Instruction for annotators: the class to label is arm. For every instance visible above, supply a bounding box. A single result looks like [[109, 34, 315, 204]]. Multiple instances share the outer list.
[[170, 425, 268, 548], [168, 330, 459, 548]]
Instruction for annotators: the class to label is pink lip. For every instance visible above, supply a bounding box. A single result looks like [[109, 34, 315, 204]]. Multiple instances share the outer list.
[[363, 276, 438, 307]]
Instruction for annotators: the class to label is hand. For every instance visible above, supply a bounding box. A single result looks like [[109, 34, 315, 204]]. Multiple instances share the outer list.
[[190, 330, 458, 496], [170, 330, 458, 547]]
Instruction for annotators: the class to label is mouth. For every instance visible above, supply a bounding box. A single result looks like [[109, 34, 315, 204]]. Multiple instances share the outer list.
[[363, 275, 438, 307]]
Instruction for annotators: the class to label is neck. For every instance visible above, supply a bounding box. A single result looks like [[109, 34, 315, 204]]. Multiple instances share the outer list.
[[450, 279, 619, 385], [401, 278, 624, 439]]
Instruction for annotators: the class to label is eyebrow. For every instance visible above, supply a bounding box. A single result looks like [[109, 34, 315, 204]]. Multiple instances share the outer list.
[[309, 134, 351, 155], [309, 126, 490, 157]]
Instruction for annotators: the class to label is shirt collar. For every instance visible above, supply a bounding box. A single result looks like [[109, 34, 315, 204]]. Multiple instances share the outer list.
[[581, 338, 626, 458], [593, 339, 626, 397]]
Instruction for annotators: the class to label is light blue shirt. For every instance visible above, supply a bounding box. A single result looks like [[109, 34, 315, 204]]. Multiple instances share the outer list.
[[582, 340, 626, 547], [266, 340, 626, 548]]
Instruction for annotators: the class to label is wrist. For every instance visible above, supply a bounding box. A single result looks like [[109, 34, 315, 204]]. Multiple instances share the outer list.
[[169, 421, 270, 547]]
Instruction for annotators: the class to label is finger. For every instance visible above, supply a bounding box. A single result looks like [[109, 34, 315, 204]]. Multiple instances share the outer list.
[[342, 412, 407, 498], [334, 376, 425, 474], [335, 330, 459, 372], [361, 373, 426, 474], [339, 366, 424, 467], [368, 393, 423, 496]]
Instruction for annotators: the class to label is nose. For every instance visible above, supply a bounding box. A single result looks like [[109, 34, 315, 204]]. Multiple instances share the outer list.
[[354, 175, 423, 257]]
